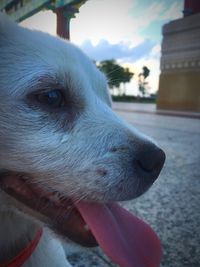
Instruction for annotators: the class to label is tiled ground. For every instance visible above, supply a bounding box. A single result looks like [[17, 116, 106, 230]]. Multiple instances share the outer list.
[[67, 104, 200, 267]]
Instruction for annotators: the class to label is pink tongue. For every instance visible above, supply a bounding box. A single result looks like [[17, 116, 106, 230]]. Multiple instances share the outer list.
[[76, 202, 162, 267]]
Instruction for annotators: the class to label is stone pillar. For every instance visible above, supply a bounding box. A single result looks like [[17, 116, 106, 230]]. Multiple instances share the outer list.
[[55, 7, 70, 39], [157, 13, 200, 112], [55, 1, 86, 40]]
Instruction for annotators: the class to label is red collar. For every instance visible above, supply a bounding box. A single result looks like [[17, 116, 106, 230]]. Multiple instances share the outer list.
[[1, 228, 43, 267]]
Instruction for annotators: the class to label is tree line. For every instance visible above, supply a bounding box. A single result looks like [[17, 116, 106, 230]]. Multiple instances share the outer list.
[[96, 59, 150, 96]]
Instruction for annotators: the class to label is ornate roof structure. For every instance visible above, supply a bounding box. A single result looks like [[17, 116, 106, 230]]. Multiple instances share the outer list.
[[0, 0, 86, 22]]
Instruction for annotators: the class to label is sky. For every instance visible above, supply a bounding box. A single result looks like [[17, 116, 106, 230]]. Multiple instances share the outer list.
[[21, 0, 184, 95]]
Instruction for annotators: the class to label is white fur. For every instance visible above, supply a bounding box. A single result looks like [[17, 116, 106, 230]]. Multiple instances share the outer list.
[[0, 13, 162, 266]]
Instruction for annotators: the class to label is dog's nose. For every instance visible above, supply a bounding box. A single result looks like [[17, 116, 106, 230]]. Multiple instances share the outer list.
[[136, 147, 165, 176]]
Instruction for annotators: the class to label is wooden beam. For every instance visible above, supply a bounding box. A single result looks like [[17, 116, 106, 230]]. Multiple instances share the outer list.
[[54, 0, 76, 8], [2, 0, 87, 40], [0, 0, 13, 10], [9, 0, 50, 22], [55, 6, 71, 39], [2, 0, 79, 22]]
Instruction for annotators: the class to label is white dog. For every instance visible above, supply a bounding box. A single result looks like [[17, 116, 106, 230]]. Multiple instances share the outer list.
[[0, 13, 165, 267]]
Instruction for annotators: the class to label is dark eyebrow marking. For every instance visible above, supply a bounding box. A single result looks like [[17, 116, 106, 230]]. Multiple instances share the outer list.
[[27, 74, 64, 94]]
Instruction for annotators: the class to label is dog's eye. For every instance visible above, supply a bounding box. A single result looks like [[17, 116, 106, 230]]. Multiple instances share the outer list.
[[35, 90, 65, 108]]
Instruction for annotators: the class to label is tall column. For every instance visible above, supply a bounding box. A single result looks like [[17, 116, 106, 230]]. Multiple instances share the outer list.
[[55, 5, 77, 40], [55, 1, 86, 40]]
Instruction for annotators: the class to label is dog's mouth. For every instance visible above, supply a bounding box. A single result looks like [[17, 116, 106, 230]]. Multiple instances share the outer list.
[[0, 174, 162, 267]]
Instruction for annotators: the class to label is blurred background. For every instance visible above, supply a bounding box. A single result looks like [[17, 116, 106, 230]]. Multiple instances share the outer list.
[[20, 0, 183, 99]]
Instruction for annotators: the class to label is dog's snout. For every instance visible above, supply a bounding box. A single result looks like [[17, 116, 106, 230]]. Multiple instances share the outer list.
[[136, 147, 165, 175]]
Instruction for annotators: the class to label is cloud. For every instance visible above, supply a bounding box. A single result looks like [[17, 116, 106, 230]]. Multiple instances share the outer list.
[[71, 0, 142, 46], [71, 0, 182, 50], [162, 2, 183, 21], [131, 2, 166, 28], [120, 55, 161, 95], [131, 0, 182, 26], [150, 44, 161, 58], [81, 39, 155, 62]]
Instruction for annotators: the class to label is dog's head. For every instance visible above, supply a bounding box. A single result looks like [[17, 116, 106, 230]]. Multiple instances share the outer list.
[[0, 13, 165, 263]]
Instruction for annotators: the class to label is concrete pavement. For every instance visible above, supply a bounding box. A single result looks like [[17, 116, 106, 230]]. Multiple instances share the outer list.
[[113, 102, 200, 119], [67, 103, 200, 267]]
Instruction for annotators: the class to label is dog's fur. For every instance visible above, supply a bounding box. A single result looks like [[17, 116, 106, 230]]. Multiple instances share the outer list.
[[0, 13, 164, 266]]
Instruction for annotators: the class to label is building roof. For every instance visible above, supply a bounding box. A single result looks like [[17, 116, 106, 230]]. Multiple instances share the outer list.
[[0, 0, 86, 22]]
